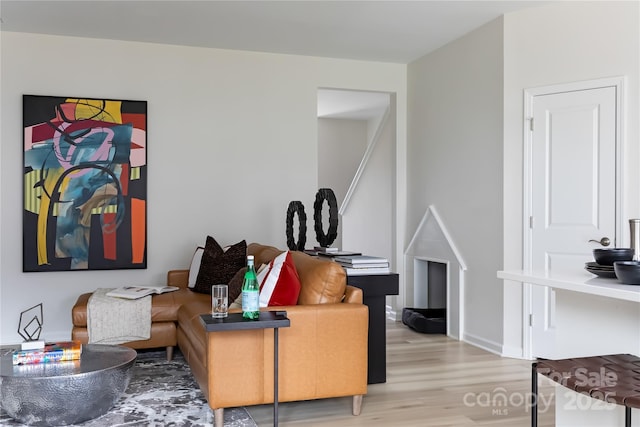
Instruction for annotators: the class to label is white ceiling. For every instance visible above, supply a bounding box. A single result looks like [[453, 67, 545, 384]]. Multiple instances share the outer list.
[[0, 0, 550, 64], [0, 0, 552, 121]]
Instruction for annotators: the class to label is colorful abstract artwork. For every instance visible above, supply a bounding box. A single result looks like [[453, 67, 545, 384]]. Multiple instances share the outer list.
[[23, 95, 147, 272]]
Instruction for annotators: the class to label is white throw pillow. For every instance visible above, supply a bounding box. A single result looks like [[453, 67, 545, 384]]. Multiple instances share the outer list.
[[188, 246, 204, 288]]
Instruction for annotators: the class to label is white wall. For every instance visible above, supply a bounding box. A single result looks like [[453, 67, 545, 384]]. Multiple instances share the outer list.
[[407, 18, 504, 352], [317, 117, 368, 249], [341, 107, 395, 264], [318, 118, 367, 208], [0, 32, 406, 343], [502, 1, 640, 357]]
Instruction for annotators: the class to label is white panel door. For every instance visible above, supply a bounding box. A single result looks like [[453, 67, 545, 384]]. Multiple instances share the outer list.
[[529, 85, 617, 358]]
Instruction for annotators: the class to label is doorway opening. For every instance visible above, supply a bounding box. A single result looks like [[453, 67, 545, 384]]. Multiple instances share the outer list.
[[316, 88, 396, 264]]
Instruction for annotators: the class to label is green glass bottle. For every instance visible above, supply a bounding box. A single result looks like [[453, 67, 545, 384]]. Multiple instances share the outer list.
[[241, 255, 260, 320]]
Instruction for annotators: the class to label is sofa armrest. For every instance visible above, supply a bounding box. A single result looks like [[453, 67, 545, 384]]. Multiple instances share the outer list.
[[206, 303, 368, 409], [167, 269, 190, 288], [344, 285, 363, 304]]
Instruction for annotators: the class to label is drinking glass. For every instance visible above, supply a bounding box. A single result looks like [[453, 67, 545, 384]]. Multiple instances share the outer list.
[[211, 284, 228, 318]]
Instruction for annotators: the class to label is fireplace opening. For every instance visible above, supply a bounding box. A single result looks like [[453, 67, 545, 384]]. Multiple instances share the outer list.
[[402, 258, 447, 334], [425, 260, 446, 309]]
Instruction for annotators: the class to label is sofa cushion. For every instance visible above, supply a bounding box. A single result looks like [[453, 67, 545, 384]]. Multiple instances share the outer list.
[[176, 295, 210, 362], [250, 244, 284, 267], [72, 288, 209, 327], [73, 321, 177, 349], [193, 236, 246, 295], [248, 243, 346, 304], [257, 251, 301, 306]]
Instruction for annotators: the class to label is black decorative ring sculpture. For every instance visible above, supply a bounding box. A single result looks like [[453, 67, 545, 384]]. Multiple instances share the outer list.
[[313, 188, 338, 248], [286, 201, 307, 251]]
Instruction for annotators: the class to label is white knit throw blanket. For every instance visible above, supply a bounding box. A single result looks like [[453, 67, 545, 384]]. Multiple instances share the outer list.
[[87, 288, 151, 345]]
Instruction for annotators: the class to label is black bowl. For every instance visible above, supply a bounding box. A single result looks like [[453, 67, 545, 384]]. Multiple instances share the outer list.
[[613, 261, 640, 285], [585, 262, 617, 279], [593, 248, 634, 265]]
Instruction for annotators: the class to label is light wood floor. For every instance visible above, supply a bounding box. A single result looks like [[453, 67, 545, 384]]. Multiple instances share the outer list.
[[246, 320, 555, 426]]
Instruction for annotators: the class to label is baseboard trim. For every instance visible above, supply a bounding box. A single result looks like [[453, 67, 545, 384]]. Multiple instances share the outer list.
[[501, 344, 526, 359], [386, 306, 400, 321], [462, 332, 502, 356]]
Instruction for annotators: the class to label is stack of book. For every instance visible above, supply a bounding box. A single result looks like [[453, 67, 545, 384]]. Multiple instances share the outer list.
[[314, 246, 339, 254], [334, 255, 390, 275], [304, 247, 362, 258], [12, 341, 83, 365]]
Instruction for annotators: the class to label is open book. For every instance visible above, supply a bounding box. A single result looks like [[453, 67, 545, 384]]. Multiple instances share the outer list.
[[106, 285, 179, 300]]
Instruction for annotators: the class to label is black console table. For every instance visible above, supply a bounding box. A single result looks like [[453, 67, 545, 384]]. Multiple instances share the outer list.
[[346, 273, 399, 384], [200, 311, 290, 427]]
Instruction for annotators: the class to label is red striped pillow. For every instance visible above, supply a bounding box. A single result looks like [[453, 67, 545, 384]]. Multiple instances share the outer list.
[[257, 251, 301, 307]]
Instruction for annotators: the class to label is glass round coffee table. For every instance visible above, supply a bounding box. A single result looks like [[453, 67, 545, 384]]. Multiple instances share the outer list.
[[0, 344, 137, 426]]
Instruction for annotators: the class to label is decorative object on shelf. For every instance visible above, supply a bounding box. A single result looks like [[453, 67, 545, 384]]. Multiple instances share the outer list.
[[23, 95, 147, 272], [285, 201, 307, 251], [592, 248, 634, 265], [613, 261, 640, 285], [630, 219, 640, 261], [584, 262, 617, 279], [313, 188, 338, 248], [18, 303, 44, 345]]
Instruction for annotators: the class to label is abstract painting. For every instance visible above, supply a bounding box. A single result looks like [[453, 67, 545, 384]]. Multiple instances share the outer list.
[[23, 95, 147, 272]]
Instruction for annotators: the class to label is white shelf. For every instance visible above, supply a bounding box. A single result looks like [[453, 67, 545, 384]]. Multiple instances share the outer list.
[[498, 269, 640, 303]]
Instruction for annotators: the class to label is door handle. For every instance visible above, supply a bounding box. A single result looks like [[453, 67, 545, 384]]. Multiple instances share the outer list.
[[589, 237, 611, 246]]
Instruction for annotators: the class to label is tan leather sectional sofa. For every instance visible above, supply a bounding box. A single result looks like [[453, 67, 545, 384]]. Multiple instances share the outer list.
[[72, 242, 369, 426]]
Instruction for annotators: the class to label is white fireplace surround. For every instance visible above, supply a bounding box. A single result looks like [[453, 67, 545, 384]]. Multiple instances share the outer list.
[[404, 205, 466, 339]]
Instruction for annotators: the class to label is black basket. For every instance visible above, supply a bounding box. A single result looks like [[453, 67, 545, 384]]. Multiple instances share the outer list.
[[402, 308, 446, 334]]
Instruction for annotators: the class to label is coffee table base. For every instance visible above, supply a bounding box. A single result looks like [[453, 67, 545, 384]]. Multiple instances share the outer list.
[[1, 344, 137, 426]]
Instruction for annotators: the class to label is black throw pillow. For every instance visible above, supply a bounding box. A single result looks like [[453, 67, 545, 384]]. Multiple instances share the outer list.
[[193, 236, 247, 295]]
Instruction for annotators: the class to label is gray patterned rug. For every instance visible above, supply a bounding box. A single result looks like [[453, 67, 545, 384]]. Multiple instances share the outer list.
[[0, 349, 256, 427]]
